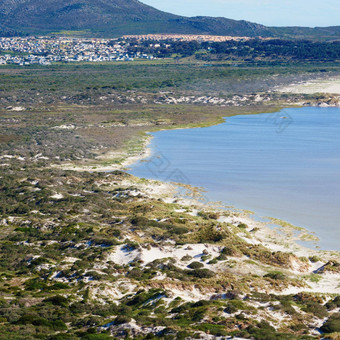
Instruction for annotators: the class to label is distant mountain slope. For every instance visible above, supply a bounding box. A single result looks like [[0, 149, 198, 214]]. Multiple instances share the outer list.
[[271, 26, 340, 40], [0, 0, 274, 37], [0, 0, 338, 39]]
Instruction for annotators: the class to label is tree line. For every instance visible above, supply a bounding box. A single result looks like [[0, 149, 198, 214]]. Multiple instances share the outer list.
[[126, 38, 340, 61]]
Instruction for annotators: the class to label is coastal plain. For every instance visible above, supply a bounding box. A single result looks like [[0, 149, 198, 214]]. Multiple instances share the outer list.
[[1, 58, 340, 339]]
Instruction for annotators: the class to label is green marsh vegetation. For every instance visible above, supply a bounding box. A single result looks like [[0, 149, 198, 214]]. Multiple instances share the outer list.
[[0, 60, 339, 96], [0, 59, 338, 168]]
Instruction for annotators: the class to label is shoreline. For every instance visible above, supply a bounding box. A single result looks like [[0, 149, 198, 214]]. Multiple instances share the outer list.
[[57, 107, 284, 173], [58, 134, 154, 172], [57, 106, 339, 262], [116, 174, 340, 295], [125, 108, 339, 255]]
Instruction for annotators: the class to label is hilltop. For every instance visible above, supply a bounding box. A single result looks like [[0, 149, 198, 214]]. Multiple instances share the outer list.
[[0, 0, 339, 39], [0, 0, 273, 37]]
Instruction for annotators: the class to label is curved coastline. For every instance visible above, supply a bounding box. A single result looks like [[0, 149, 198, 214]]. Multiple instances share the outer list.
[[52, 104, 340, 297], [57, 106, 285, 173], [57, 105, 339, 255], [129, 107, 340, 253]]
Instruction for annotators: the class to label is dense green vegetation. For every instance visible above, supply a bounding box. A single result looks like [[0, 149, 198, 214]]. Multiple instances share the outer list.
[[1, 60, 339, 102], [127, 39, 340, 61]]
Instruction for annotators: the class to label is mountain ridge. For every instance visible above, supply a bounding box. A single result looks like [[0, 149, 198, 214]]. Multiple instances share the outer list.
[[0, 0, 339, 39]]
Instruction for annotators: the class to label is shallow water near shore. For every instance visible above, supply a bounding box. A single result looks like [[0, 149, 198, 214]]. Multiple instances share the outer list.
[[130, 107, 340, 251]]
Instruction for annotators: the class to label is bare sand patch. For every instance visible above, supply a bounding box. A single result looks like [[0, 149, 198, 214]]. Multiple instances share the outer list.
[[277, 76, 340, 94]]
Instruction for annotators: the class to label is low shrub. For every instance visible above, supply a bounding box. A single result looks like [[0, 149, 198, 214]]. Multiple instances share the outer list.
[[44, 295, 69, 307], [321, 313, 340, 333], [188, 268, 215, 278], [181, 255, 192, 262], [188, 261, 204, 269], [264, 271, 286, 280], [302, 302, 328, 318], [114, 315, 131, 325], [326, 296, 340, 310], [309, 255, 320, 263]]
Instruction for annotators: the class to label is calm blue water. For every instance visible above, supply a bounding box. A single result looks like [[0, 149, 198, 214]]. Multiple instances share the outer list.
[[130, 107, 340, 251]]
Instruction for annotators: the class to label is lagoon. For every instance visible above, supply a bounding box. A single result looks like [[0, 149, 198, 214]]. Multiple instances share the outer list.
[[130, 107, 340, 251]]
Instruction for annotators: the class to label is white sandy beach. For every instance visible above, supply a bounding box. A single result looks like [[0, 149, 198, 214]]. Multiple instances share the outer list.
[[102, 173, 340, 296], [278, 76, 340, 94]]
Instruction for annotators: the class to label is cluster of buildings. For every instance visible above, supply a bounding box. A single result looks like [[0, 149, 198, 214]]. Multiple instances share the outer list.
[[0, 37, 155, 66], [123, 34, 252, 42]]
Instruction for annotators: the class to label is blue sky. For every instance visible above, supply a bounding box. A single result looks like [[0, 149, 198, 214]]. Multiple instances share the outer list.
[[141, 0, 339, 27]]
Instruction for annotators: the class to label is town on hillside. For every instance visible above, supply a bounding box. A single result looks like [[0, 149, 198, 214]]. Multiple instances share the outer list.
[[0, 34, 259, 66], [2, 35, 340, 66], [0, 36, 156, 66]]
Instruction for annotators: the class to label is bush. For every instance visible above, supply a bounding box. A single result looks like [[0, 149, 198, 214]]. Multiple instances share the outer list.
[[85, 271, 103, 280], [196, 323, 227, 336], [326, 296, 340, 310], [188, 268, 215, 278], [111, 229, 121, 238], [208, 258, 218, 264], [321, 313, 340, 333], [130, 216, 149, 226], [25, 279, 47, 291], [91, 237, 118, 246], [46, 282, 69, 291], [16, 314, 67, 330], [82, 335, 113, 340], [224, 303, 238, 314], [309, 255, 320, 263], [188, 261, 204, 269], [264, 271, 286, 280], [293, 292, 323, 304], [29, 257, 49, 267], [16, 314, 38, 325], [50, 334, 76, 340], [246, 320, 276, 339], [225, 300, 246, 314], [127, 268, 156, 280], [44, 295, 69, 307], [181, 255, 192, 262], [198, 226, 226, 243], [168, 225, 189, 235], [219, 246, 240, 257], [303, 302, 328, 318], [114, 315, 131, 325], [280, 300, 296, 315]]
